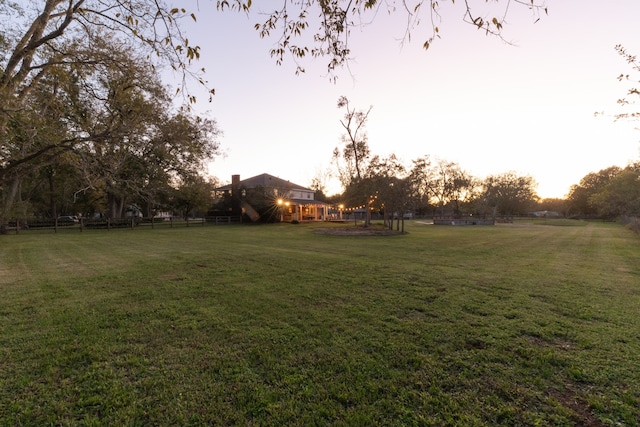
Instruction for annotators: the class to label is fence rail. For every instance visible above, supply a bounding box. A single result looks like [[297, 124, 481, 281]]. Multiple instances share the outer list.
[[3, 216, 243, 234], [621, 216, 640, 234]]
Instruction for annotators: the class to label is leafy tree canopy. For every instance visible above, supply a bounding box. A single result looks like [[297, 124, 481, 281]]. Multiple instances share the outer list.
[[0, 0, 210, 104]]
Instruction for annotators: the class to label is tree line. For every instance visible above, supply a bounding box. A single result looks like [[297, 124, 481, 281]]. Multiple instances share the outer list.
[[0, 1, 219, 232], [566, 164, 640, 219], [315, 96, 547, 227], [311, 95, 638, 227]]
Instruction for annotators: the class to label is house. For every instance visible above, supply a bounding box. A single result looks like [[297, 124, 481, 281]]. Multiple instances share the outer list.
[[216, 173, 330, 222]]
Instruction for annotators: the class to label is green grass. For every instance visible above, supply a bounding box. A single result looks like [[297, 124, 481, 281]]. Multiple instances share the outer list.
[[1, 221, 639, 426]]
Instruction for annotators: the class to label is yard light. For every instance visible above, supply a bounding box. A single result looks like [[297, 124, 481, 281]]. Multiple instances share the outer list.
[[276, 199, 284, 221]]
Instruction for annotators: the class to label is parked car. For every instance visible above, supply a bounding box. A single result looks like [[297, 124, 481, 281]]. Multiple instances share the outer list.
[[58, 215, 79, 223]]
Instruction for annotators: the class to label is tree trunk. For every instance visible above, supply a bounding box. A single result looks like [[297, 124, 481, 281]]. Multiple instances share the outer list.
[[107, 192, 126, 218], [48, 169, 57, 219], [365, 198, 371, 227], [1, 177, 22, 233]]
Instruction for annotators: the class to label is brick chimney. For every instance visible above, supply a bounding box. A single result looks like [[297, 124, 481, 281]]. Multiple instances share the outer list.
[[231, 174, 241, 215]]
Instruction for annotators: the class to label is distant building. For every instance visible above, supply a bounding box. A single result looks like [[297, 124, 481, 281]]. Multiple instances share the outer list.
[[216, 173, 329, 222]]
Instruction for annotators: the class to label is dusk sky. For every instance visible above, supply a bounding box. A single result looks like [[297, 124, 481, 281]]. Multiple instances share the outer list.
[[178, 1, 640, 199]]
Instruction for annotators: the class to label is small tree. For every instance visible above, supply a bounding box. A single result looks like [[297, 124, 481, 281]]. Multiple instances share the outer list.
[[332, 96, 375, 226], [172, 176, 217, 220]]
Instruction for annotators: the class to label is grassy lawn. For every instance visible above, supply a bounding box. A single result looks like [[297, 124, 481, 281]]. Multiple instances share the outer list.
[[1, 220, 639, 426]]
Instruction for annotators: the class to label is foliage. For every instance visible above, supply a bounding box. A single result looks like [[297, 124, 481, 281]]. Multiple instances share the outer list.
[[407, 155, 435, 206], [0, 1, 217, 229], [537, 197, 568, 216], [309, 172, 330, 201], [432, 159, 476, 217], [613, 45, 640, 122], [238, 185, 281, 223], [1, 221, 639, 425], [333, 96, 372, 186], [333, 96, 376, 225], [0, 1, 210, 104], [588, 163, 640, 217], [171, 176, 218, 219], [407, 157, 477, 217], [566, 166, 623, 218], [479, 171, 539, 217], [218, 0, 548, 77], [334, 145, 542, 220]]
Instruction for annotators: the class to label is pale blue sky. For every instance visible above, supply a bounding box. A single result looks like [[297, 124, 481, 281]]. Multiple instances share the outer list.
[[179, 1, 640, 198]]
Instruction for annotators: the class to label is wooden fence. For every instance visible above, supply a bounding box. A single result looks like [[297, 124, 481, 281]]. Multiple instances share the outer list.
[[621, 216, 640, 234], [3, 216, 242, 234]]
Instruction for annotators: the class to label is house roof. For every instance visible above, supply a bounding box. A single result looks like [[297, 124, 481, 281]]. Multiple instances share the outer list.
[[216, 173, 313, 192]]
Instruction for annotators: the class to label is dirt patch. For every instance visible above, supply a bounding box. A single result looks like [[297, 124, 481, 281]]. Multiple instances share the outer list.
[[548, 387, 606, 427]]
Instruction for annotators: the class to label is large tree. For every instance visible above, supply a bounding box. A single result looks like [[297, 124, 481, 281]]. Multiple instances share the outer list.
[[408, 155, 437, 215], [0, 1, 205, 101], [587, 163, 640, 218], [367, 154, 408, 231], [479, 171, 539, 218], [171, 175, 219, 220], [566, 166, 622, 218], [429, 159, 474, 217], [68, 53, 220, 219], [0, 0, 211, 229]]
